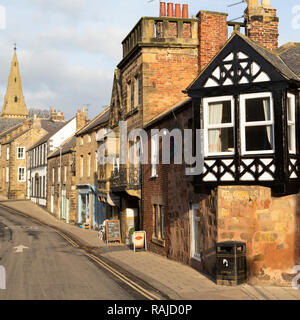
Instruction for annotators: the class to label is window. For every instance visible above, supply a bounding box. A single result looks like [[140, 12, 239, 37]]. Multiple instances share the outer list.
[[6, 147, 9, 160], [153, 205, 165, 241], [6, 167, 9, 182], [113, 157, 120, 172], [14, 96, 18, 103], [87, 134, 91, 143], [17, 147, 25, 159], [240, 92, 274, 155], [58, 166, 61, 183], [128, 81, 133, 112], [18, 167, 26, 182], [80, 155, 83, 177], [287, 93, 296, 153], [191, 204, 202, 261], [203, 96, 235, 156], [88, 153, 91, 177], [0, 145, 2, 158], [135, 76, 140, 106], [151, 134, 159, 177], [64, 166, 67, 183], [80, 137, 83, 145], [52, 168, 55, 184]]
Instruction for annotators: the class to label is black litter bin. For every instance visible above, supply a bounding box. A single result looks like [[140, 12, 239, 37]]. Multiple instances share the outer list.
[[216, 241, 246, 286]]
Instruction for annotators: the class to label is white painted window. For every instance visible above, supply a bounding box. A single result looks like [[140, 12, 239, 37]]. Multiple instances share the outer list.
[[240, 92, 274, 155], [203, 96, 235, 156], [287, 93, 296, 154], [17, 147, 25, 159], [128, 81, 133, 112], [5, 167, 9, 182], [58, 166, 61, 183], [6, 147, 9, 160], [151, 134, 159, 177], [18, 167, 26, 182], [191, 204, 201, 261]]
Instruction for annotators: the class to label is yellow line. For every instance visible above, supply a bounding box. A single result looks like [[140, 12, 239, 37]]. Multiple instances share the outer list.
[[86, 253, 161, 301], [55, 231, 79, 248]]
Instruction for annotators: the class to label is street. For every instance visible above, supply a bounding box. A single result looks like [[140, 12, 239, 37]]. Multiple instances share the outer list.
[[0, 206, 147, 300]]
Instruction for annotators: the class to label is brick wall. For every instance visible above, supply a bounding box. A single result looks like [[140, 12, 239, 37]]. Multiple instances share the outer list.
[[245, 3, 279, 50], [197, 11, 228, 71]]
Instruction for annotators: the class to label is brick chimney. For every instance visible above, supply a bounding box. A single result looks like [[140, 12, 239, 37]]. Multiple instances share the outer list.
[[76, 106, 87, 130], [197, 10, 228, 71], [245, 0, 279, 50]]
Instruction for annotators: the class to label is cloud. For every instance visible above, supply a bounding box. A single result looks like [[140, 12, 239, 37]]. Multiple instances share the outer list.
[[23, 0, 88, 14]]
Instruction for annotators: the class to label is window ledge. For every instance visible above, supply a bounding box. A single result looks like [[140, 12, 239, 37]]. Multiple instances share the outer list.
[[192, 255, 201, 262], [125, 107, 139, 119], [149, 175, 158, 180], [151, 237, 165, 247]]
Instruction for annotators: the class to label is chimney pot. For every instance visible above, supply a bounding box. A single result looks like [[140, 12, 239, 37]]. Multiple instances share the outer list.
[[167, 3, 174, 17], [182, 4, 188, 18], [160, 2, 166, 16], [175, 4, 181, 18]]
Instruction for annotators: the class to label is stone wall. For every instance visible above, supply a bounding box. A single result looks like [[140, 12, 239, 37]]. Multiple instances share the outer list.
[[218, 186, 300, 286]]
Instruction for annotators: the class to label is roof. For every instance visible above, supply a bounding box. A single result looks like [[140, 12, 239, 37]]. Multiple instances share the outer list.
[[47, 136, 76, 159], [144, 97, 192, 129], [186, 32, 300, 92], [2, 128, 31, 145], [76, 107, 110, 136], [0, 118, 25, 136], [28, 120, 68, 151], [239, 33, 300, 81]]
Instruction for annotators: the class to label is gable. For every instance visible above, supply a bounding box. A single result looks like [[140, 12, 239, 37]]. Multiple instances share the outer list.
[[188, 34, 286, 92]]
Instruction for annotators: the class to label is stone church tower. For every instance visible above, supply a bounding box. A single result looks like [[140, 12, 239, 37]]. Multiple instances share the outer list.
[[0, 46, 28, 119]]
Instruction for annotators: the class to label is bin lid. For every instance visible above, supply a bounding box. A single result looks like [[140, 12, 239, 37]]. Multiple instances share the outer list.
[[216, 241, 246, 247]]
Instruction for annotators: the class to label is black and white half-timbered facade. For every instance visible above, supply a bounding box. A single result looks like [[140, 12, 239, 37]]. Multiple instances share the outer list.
[[187, 32, 300, 196]]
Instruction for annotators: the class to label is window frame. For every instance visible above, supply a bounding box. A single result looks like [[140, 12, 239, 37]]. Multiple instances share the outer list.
[[287, 93, 296, 154], [18, 167, 26, 182], [191, 204, 201, 262], [151, 134, 159, 178], [240, 92, 275, 155], [203, 95, 235, 157], [17, 147, 25, 160]]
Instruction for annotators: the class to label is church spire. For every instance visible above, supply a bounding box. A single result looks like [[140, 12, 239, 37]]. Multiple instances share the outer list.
[[0, 46, 28, 119]]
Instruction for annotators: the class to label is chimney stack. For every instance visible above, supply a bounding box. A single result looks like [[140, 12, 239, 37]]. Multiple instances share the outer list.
[[245, 0, 279, 50], [76, 107, 87, 130], [197, 10, 228, 71]]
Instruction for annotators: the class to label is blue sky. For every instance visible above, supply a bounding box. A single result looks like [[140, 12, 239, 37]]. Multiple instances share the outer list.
[[0, 0, 298, 119]]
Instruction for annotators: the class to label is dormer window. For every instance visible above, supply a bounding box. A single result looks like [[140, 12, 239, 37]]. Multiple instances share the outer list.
[[240, 92, 274, 155]]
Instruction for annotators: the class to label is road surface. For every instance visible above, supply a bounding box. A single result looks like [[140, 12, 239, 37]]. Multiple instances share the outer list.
[[0, 205, 146, 300]]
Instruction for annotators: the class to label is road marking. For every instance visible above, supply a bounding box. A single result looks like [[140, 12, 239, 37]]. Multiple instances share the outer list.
[[14, 245, 29, 253], [86, 253, 161, 301], [54, 230, 79, 248]]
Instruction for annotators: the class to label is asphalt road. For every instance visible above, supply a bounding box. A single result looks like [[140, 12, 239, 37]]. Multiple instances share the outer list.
[[0, 206, 145, 300]]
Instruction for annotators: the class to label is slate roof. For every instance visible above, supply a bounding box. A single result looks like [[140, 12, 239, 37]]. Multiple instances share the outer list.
[[0, 118, 25, 136], [28, 120, 69, 151], [47, 135, 76, 159], [76, 107, 110, 136]]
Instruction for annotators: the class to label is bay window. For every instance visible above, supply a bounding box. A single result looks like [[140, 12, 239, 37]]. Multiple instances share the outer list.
[[240, 92, 274, 155], [203, 96, 235, 156], [287, 93, 296, 153]]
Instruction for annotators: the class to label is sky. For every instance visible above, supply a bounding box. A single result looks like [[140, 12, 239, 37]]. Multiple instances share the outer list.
[[0, 0, 299, 120]]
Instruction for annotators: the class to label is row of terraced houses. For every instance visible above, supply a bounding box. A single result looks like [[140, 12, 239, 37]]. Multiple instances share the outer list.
[[0, 0, 299, 286]]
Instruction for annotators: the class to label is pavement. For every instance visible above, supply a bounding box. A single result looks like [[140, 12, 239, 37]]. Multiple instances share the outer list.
[[0, 196, 300, 300]]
